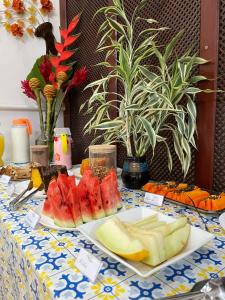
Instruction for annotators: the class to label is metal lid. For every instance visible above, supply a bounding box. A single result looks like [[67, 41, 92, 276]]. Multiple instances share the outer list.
[[89, 144, 116, 153], [54, 128, 71, 136]]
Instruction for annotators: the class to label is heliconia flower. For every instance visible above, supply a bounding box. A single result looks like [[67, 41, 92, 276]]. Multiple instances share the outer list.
[[10, 23, 24, 37], [12, 0, 25, 14], [21, 80, 36, 100], [40, 0, 53, 14], [69, 67, 87, 89], [39, 56, 52, 83]]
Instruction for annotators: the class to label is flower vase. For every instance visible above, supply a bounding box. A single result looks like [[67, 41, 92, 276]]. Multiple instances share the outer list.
[[35, 132, 54, 163]]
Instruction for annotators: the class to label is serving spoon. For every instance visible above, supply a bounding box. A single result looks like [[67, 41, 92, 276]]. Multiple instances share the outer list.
[[158, 276, 225, 299]]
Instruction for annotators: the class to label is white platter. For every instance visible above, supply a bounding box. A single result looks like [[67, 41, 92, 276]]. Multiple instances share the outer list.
[[219, 212, 225, 230], [14, 180, 46, 199], [35, 203, 78, 231], [71, 164, 122, 179], [77, 207, 214, 278]]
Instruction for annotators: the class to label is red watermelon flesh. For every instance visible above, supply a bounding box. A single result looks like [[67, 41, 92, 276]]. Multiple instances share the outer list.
[[86, 175, 105, 219], [100, 173, 117, 216], [66, 178, 83, 226], [108, 169, 122, 209], [47, 178, 75, 228], [42, 197, 53, 218], [42, 179, 57, 218], [57, 174, 70, 203], [77, 179, 93, 223]]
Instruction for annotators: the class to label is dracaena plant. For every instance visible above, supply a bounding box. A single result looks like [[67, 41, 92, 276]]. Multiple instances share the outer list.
[[82, 0, 211, 176]]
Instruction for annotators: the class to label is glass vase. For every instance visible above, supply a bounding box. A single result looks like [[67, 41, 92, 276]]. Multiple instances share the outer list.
[[35, 132, 54, 163]]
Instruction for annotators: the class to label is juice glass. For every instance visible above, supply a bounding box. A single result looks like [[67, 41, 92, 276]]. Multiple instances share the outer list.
[[0, 134, 4, 166]]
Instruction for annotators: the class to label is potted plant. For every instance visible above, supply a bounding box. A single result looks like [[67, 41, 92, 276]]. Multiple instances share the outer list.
[[82, 0, 211, 189]]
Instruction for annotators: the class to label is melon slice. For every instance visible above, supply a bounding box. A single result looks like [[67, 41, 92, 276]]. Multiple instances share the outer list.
[[66, 178, 83, 226], [96, 217, 148, 261]]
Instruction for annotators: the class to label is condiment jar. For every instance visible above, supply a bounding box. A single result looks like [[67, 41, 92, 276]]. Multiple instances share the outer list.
[[53, 128, 72, 169], [89, 145, 116, 180], [11, 118, 32, 164], [31, 145, 49, 167]]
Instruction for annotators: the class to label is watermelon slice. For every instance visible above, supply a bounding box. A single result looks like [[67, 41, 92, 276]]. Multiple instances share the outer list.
[[48, 178, 75, 228], [100, 173, 118, 216], [66, 176, 83, 226], [42, 198, 53, 218], [42, 179, 55, 218], [86, 175, 105, 219], [77, 179, 93, 223], [57, 174, 69, 203], [108, 169, 122, 209]]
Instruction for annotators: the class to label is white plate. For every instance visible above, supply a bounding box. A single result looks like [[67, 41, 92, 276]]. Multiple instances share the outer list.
[[71, 164, 122, 179], [219, 212, 225, 230], [14, 180, 46, 199], [35, 203, 78, 231], [77, 207, 214, 278]]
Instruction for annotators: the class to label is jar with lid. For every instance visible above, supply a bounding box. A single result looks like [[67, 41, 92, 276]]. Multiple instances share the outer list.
[[89, 145, 116, 180], [53, 128, 72, 169], [11, 118, 32, 164]]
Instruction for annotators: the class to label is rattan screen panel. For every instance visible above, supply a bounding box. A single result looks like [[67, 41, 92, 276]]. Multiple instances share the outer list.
[[117, 0, 201, 184], [65, 0, 109, 163], [213, 0, 225, 191]]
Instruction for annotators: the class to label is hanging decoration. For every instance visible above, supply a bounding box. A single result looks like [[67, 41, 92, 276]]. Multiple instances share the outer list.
[[0, 0, 54, 38]]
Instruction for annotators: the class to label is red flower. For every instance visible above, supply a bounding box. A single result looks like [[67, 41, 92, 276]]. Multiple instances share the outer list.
[[10, 23, 24, 37], [39, 56, 52, 83], [69, 67, 87, 89], [40, 0, 53, 14], [21, 80, 36, 100], [12, 0, 25, 14]]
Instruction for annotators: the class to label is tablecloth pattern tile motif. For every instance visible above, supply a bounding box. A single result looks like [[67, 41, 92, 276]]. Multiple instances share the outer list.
[[0, 183, 225, 300]]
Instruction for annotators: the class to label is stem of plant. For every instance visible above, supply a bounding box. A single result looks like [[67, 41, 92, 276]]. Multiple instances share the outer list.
[[34, 89, 45, 135], [46, 99, 52, 139]]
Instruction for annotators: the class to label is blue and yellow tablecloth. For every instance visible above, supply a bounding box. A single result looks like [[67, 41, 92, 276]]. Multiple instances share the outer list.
[[0, 183, 225, 300]]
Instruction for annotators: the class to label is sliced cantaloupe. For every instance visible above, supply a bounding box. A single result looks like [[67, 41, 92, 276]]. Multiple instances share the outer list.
[[95, 217, 148, 261], [31, 167, 43, 188]]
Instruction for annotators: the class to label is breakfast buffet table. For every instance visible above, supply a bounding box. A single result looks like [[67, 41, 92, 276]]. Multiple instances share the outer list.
[[1, 182, 225, 300]]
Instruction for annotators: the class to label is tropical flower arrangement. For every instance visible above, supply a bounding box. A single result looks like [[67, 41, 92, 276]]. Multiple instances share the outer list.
[[0, 0, 54, 38], [21, 14, 87, 151]]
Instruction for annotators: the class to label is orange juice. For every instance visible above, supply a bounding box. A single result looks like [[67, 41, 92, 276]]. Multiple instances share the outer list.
[[0, 134, 4, 166]]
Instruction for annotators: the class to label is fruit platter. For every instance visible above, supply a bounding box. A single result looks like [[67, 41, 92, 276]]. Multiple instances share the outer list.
[[38, 168, 122, 230], [143, 181, 225, 214], [78, 207, 214, 277]]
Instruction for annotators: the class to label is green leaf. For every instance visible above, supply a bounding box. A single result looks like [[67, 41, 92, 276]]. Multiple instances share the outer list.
[[186, 87, 202, 94], [164, 142, 173, 172], [94, 120, 124, 130], [164, 30, 184, 62], [193, 57, 208, 64], [191, 75, 207, 83], [26, 55, 47, 89], [139, 117, 156, 149], [108, 18, 126, 36]]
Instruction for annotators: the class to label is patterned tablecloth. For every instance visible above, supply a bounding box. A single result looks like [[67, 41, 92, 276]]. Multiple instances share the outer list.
[[0, 182, 225, 300]]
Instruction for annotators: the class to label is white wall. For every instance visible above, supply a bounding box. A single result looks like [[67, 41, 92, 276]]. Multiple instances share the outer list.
[[0, 1, 63, 162]]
